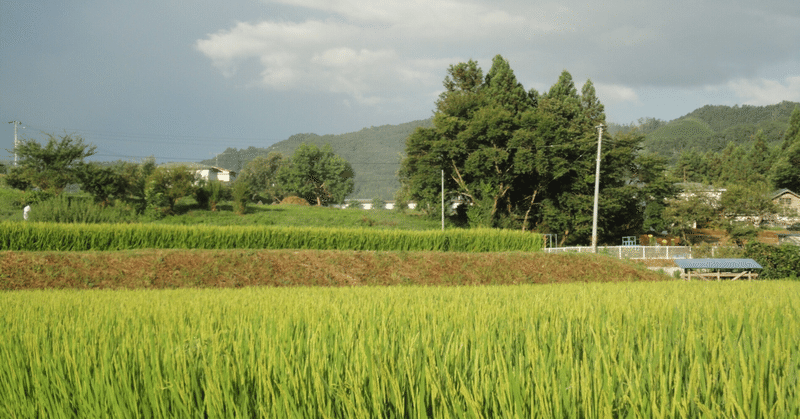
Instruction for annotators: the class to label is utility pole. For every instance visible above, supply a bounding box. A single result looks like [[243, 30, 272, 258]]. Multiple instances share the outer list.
[[8, 121, 23, 166], [441, 169, 445, 231], [591, 124, 604, 253]]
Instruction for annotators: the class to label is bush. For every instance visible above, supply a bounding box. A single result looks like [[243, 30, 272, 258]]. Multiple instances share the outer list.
[[231, 180, 249, 215], [27, 194, 137, 224], [280, 196, 310, 206], [743, 242, 800, 279]]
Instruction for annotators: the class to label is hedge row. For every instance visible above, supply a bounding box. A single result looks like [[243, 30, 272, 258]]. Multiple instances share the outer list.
[[0, 222, 544, 252]]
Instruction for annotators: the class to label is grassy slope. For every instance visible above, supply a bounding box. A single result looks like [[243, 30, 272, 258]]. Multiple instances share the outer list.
[[0, 250, 669, 290]]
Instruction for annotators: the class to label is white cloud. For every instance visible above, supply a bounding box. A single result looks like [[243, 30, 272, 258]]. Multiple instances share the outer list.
[[726, 76, 800, 105], [594, 83, 640, 105], [196, 1, 567, 105]]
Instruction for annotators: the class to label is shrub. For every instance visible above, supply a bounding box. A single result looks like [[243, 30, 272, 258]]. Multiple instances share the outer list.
[[231, 181, 250, 215], [744, 242, 800, 279], [280, 196, 310, 206], [27, 194, 137, 223]]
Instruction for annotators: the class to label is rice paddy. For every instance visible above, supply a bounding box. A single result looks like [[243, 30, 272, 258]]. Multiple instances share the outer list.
[[2, 281, 799, 418], [0, 222, 543, 252]]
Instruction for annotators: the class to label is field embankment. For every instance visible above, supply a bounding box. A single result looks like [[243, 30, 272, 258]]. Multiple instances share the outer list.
[[0, 250, 667, 290]]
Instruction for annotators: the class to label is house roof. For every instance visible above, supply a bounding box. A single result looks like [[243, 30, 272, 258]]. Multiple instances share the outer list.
[[772, 188, 800, 199], [674, 258, 763, 270]]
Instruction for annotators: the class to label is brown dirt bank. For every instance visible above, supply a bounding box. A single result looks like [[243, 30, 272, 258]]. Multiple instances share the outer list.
[[0, 250, 670, 290]]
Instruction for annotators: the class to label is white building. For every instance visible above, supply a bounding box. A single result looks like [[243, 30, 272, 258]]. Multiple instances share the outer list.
[[195, 167, 236, 183]]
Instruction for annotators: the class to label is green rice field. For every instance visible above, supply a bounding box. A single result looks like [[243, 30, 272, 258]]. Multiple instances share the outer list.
[[2, 282, 799, 418], [0, 222, 543, 252]]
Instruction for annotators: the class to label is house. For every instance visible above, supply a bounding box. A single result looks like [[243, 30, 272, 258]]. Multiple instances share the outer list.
[[676, 182, 726, 204], [772, 189, 800, 228], [195, 167, 236, 183], [773, 189, 800, 213]]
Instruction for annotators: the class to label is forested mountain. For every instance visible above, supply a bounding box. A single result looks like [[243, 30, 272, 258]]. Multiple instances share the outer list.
[[630, 101, 799, 162], [199, 119, 432, 200], [202, 101, 798, 201]]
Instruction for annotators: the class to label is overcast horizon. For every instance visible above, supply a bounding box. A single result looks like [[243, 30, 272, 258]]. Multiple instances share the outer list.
[[2, 0, 799, 163]]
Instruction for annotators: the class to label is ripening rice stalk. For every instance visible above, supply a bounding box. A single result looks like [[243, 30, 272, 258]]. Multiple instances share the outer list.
[[1, 282, 799, 417], [0, 222, 543, 252]]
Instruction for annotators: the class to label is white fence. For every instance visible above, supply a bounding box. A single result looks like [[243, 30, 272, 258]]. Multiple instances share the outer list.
[[544, 246, 692, 260]]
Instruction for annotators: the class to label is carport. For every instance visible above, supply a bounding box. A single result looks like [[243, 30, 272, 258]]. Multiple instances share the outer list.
[[675, 258, 763, 281]]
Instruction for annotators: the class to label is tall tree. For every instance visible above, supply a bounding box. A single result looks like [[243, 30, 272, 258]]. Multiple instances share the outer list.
[[277, 143, 354, 206], [401, 57, 645, 244], [5, 133, 96, 194], [772, 106, 800, 192], [238, 152, 286, 203]]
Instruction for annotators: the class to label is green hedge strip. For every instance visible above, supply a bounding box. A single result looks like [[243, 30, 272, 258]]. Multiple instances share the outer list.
[[0, 222, 544, 252]]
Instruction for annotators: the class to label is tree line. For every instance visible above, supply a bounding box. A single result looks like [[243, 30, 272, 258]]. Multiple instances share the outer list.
[[4, 135, 355, 216]]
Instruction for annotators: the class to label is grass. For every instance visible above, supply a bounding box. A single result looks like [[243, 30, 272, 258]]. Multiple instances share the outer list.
[[158, 202, 442, 230], [2, 282, 799, 417], [0, 182, 444, 229], [0, 251, 662, 290]]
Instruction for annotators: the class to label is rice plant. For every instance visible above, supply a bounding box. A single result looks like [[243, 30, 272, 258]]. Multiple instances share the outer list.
[[0, 222, 544, 252], [1, 282, 798, 418]]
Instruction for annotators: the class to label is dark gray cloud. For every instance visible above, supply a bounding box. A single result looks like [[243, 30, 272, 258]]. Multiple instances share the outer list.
[[2, 0, 799, 161]]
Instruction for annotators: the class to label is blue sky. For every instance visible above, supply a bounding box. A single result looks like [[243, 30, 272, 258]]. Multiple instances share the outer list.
[[2, 0, 799, 163]]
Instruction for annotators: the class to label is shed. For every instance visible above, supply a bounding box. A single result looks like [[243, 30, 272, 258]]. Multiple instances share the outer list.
[[675, 258, 762, 281]]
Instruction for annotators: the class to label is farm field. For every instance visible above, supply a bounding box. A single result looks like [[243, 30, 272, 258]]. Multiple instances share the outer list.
[[2, 282, 799, 418]]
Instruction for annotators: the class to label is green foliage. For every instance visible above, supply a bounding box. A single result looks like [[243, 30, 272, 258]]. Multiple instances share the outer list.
[[401, 56, 647, 244], [5, 133, 96, 194], [771, 141, 800, 193], [196, 180, 227, 211], [231, 180, 249, 215], [644, 101, 800, 163], [370, 197, 385, 211], [76, 162, 128, 206], [237, 152, 286, 203], [718, 183, 776, 225], [144, 165, 196, 217], [744, 242, 800, 279], [277, 143, 354, 206], [0, 222, 544, 252], [26, 194, 137, 224], [200, 120, 433, 200], [663, 186, 720, 241]]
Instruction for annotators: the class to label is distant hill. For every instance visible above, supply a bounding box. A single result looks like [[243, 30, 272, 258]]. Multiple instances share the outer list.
[[640, 101, 799, 162], [200, 119, 433, 200], [202, 101, 799, 201]]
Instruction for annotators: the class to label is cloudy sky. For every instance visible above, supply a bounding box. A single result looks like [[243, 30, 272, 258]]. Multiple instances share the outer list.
[[2, 0, 799, 163]]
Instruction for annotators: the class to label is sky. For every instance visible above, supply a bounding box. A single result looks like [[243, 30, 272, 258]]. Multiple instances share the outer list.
[[2, 0, 799, 163]]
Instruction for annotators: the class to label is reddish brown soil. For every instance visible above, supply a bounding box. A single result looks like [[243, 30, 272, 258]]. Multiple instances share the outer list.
[[0, 250, 670, 290]]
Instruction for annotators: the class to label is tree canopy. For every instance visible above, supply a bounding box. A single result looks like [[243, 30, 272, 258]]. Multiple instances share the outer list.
[[5, 133, 96, 194], [276, 144, 354, 206], [399, 55, 651, 244]]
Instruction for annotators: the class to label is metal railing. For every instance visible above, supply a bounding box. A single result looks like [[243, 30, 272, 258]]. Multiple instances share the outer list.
[[544, 245, 692, 260]]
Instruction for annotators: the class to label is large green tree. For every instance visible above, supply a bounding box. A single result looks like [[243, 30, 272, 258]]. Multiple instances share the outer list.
[[277, 143, 354, 206], [5, 133, 96, 194], [771, 106, 800, 192], [237, 152, 286, 203], [400, 56, 648, 244], [75, 162, 129, 206]]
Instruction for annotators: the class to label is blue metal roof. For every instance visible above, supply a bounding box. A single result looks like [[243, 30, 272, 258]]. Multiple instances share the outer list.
[[674, 258, 763, 270]]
